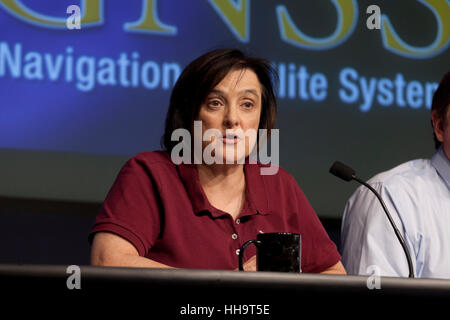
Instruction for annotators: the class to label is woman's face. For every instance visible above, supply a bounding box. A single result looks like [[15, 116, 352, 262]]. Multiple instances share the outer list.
[[196, 68, 262, 164]]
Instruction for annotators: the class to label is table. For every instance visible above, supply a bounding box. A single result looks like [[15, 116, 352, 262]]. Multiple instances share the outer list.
[[1, 264, 448, 316]]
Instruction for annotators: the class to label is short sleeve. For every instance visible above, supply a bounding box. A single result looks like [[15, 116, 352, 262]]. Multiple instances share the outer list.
[[88, 156, 162, 257], [288, 176, 341, 273]]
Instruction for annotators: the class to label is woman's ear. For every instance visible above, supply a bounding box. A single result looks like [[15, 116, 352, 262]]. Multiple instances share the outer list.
[[431, 110, 444, 143]]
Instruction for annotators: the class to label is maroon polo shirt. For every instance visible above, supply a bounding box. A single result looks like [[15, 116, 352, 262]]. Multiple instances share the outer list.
[[89, 151, 340, 273]]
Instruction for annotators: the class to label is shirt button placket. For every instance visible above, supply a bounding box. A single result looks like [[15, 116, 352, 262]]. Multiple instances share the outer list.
[[233, 218, 241, 256]]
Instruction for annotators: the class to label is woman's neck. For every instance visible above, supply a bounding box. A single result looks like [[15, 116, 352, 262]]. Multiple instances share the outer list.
[[197, 163, 245, 190], [196, 163, 246, 219]]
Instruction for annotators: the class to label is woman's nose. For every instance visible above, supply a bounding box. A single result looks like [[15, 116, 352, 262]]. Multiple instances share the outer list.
[[223, 105, 239, 128]]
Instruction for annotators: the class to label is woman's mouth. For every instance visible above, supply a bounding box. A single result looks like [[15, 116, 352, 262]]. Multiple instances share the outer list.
[[222, 134, 239, 144]]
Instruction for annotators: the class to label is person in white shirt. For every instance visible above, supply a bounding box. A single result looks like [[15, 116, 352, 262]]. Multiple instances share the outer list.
[[341, 71, 450, 278]]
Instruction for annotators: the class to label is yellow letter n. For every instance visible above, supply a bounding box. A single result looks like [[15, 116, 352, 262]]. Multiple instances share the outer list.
[[208, 0, 250, 43]]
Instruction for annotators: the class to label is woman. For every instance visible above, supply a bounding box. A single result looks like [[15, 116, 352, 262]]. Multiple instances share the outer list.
[[89, 49, 346, 274]]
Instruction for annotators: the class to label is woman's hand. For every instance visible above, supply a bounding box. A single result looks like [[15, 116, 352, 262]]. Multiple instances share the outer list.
[[236, 255, 257, 271]]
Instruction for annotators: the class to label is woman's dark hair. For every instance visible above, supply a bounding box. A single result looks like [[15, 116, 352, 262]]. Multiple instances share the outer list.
[[431, 71, 450, 149], [161, 49, 278, 152]]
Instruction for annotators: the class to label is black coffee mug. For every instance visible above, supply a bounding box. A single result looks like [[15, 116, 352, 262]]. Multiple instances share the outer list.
[[238, 232, 301, 272]]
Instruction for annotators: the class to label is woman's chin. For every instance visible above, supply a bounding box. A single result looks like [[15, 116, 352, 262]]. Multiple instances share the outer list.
[[221, 152, 248, 164]]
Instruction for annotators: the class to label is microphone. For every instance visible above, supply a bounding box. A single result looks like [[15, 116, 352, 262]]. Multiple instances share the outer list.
[[329, 161, 415, 278]]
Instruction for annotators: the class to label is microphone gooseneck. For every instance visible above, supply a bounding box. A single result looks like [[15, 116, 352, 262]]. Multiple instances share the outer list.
[[329, 161, 415, 278]]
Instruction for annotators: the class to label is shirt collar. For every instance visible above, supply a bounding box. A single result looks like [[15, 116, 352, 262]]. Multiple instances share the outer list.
[[431, 147, 450, 190], [177, 158, 270, 218]]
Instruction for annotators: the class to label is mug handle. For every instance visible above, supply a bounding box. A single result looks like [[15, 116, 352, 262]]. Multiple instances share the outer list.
[[238, 240, 261, 271]]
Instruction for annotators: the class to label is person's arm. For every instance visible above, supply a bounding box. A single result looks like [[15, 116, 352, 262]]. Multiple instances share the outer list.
[[92, 232, 260, 271], [320, 261, 346, 275], [341, 182, 415, 277], [285, 171, 343, 274], [90, 232, 173, 268]]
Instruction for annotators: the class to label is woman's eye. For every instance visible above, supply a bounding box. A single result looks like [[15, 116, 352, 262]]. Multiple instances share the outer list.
[[242, 102, 254, 108], [208, 100, 221, 108]]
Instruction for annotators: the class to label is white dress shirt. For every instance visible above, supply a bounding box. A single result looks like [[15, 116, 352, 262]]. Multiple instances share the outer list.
[[341, 147, 450, 278]]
